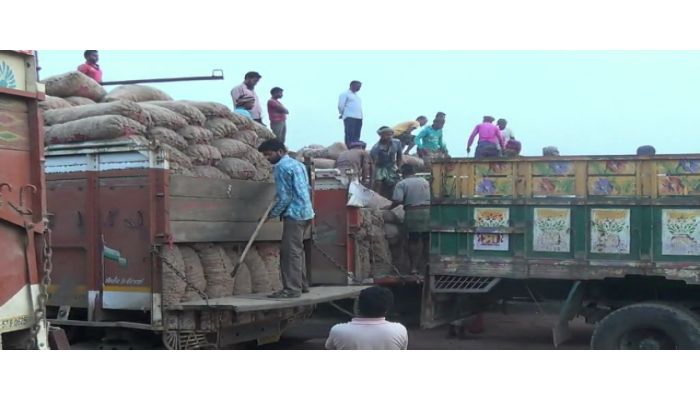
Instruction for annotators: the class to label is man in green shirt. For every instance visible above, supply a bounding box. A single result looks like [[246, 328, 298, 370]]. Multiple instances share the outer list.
[[415, 117, 449, 169]]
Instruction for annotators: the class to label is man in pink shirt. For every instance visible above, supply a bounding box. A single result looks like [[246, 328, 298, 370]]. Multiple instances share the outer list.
[[77, 50, 102, 83], [467, 116, 505, 158], [231, 72, 263, 124]]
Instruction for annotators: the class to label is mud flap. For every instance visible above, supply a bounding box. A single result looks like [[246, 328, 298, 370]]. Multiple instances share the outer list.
[[552, 280, 584, 348]]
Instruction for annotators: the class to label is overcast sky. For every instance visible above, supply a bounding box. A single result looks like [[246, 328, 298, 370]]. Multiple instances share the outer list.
[[38, 50, 700, 157]]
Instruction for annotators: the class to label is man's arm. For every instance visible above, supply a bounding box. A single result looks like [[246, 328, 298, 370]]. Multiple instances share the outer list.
[[388, 182, 405, 210], [269, 99, 289, 114], [466, 126, 479, 151], [438, 132, 447, 152], [396, 146, 404, 167], [338, 92, 348, 117], [415, 127, 428, 150], [325, 326, 338, 350], [495, 127, 505, 150], [269, 168, 294, 218]]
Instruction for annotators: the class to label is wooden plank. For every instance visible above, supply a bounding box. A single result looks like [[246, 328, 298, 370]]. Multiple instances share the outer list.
[[169, 175, 277, 200], [169, 197, 275, 222], [173, 285, 370, 312], [170, 220, 284, 243]]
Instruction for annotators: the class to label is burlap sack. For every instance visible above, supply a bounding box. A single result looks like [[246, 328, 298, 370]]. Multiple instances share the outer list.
[[211, 139, 250, 158], [43, 71, 107, 102], [185, 145, 222, 166], [182, 101, 234, 119], [218, 158, 257, 180], [257, 243, 282, 292], [227, 112, 255, 130], [252, 122, 275, 140], [226, 246, 252, 296], [403, 155, 425, 169], [140, 103, 188, 130], [43, 101, 152, 128], [298, 147, 328, 159], [160, 245, 186, 307], [325, 142, 348, 160], [45, 115, 147, 145], [193, 165, 230, 179], [177, 126, 214, 145], [231, 130, 258, 147], [384, 223, 402, 246], [239, 148, 270, 168], [198, 244, 234, 299], [161, 143, 193, 169], [365, 191, 393, 210], [313, 158, 335, 169], [144, 101, 207, 126], [204, 118, 238, 139], [253, 167, 272, 182], [179, 246, 207, 302], [39, 96, 73, 111], [170, 163, 195, 176], [148, 127, 188, 151], [64, 96, 96, 107], [103, 85, 173, 103]]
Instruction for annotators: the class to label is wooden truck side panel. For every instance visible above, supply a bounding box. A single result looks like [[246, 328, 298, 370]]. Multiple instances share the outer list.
[[429, 156, 700, 284]]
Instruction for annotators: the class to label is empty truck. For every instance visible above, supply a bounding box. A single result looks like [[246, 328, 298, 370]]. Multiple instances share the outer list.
[[44, 139, 366, 349], [426, 155, 700, 350]]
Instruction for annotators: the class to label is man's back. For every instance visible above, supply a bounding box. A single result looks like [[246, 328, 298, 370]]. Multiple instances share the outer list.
[[326, 318, 408, 350], [394, 176, 431, 207]]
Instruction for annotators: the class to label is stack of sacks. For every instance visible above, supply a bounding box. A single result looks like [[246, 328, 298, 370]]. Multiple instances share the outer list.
[[39, 71, 107, 111], [294, 142, 349, 169]]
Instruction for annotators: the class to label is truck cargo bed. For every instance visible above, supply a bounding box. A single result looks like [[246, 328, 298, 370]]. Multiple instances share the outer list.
[[174, 286, 368, 312]]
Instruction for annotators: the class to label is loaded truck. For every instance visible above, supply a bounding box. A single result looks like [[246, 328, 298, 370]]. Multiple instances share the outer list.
[[0, 50, 69, 350], [43, 140, 366, 349], [424, 155, 700, 350]]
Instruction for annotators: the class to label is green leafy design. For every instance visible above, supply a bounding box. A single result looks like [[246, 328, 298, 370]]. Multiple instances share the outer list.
[[667, 217, 698, 236], [555, 178, 575, 193], [657, 161, 678, 175], [588, 162, 608, 175], [495, 179, 513, 195], [616, 178, 636, 195], [533, 163, 552, 176], [536, 218, 567, 232], [594, 219, 627, 235]]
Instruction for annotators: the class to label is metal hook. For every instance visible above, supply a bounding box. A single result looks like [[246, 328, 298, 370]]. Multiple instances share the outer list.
[[19, 184, 37, 207], [0, 183, 12, 208]]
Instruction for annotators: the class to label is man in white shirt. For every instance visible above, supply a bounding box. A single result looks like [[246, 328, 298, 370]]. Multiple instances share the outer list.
[[231, 71, 264, 124], [338, 81, 364, 147], [326, 286, 408, 350], [496, 118, 514, 151]]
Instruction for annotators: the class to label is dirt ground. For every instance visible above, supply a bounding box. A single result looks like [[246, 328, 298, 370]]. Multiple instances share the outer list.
[[279, 314, 593, 350]]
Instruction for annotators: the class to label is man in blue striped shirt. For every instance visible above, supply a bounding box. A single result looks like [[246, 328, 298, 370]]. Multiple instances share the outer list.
[[258, 139, 315, 299]]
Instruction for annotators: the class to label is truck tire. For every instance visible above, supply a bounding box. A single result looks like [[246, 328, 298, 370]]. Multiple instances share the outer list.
[[591, 303, 700, 350]]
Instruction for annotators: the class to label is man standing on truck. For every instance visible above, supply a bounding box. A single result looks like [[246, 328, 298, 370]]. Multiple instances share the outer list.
[[231, 72, 264, 124], [370, 126, 403, 199], [387, 164, 431, 275], [77, 50, 102, 83], [338, 81, 364, 147], [335, 141, 371, 185], [267, 87, 289, 143], [258, 139, 315, 299], [415, 117, 449, 169], [393, 116, 429, 155], [325, 286, 408, 350]]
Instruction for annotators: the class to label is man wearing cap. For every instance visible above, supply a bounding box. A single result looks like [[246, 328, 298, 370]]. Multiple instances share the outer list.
[[335, 141, 371, 185], [231, 72, 264, 124], [370, 127, 403, 199], [234, 94, 256, 118]]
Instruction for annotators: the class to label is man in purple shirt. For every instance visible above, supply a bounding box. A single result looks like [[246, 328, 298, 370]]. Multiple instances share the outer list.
[[467, 116, 505, 158]]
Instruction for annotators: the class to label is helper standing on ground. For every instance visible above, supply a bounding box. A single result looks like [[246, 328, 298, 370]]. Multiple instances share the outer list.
[[389, 164, 432, 275], [231, 71, 264, 124], [77, 50, 102, 83], [467, 116, 505, 158], [393, 116, 428, 155], [416, 117, 449, 169], [257, 139, 315, 299], [338, 81, 364, 147], [335, 142, 370, 185], [267, 87, 289, 143], [326, 286, 408, 350], [370, 127, 403, 200]]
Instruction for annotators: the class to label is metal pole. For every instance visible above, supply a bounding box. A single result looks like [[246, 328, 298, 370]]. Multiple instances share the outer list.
[[100, 69, 224, 86]]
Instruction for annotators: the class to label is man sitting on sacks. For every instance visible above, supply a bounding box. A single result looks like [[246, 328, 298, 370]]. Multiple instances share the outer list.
[[370, 127, 403, 199], [415, 116, 450, 169], [385, 164, 431, 275], [335, 141, 371, 186]]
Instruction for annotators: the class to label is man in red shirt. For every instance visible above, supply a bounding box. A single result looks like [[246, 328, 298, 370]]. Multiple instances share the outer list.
[[267, 87, 289, 143], [77, 50, 103, 83]]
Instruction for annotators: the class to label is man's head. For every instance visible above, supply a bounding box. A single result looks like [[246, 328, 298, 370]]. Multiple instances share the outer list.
[[270, 87, 284, 100], [505, 139, 522, 157], [483, 116, 495, 124], [244, 71, 262, 88], [435, 112, 446, 120], [350, 80, 362, 93], [349, 141, 367, 150], [637, 145, 657, 156], [84, 50, 99, 64], [497, 118, 508, 130], [357, 286, 394, 319], [432, 118, 445, 130], [258, 139, 287, 164], [377, 126, 394, 143], [417, 116, 428, 127], [542, 146, 560, 157], [235, 94, 255, 110], [400, 163, 416, 178]]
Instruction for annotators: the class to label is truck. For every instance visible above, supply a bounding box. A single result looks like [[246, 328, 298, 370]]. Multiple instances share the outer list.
[[425, 155, 700, 350], [44, 140, 366, 349], [0, 50, 63, 350]]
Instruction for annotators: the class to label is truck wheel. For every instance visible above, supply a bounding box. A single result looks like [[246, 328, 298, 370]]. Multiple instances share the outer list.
[[591, 303, 700, 350]]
